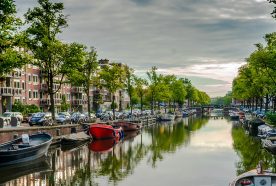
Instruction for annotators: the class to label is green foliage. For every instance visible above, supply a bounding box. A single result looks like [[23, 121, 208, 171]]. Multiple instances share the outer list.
[[111, 102, 117, 110], [69, 47, 98, 114], [0, 0, 28, 77], [12, 100, 25, 113], [61, 95, 70, 112], [232, 33, 276, 106], [12, 101, 40, 115], [24, 0, 85, 118], [100, 64, 125, 94], [212, 94, 232, 106], [266, 112, 276, 125]]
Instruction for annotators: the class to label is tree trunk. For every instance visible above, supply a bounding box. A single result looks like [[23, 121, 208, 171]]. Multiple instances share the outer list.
[[87, 88, 91, 119], [151, 93, 154, 115], [140, 96, 143, 113], [119, 90, 122, 112], [49, 71, 55, 121], [273, 96, 276, 112], [260, 97, 263, 111], [130, 95, 133, 115], [174, 101, 176, 112], [255, 97, 258, 111], [112, 94, 115, 120], [265, 94, 269, 112]]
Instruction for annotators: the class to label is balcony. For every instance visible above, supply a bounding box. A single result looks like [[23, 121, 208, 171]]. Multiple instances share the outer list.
[[40, 99, 61, 105], [13, 70, 22, 78], [40, 99, 50, 105], [72, 99, 87, 105], [71, 87, 83, 93], [0, 87, 13, 96]]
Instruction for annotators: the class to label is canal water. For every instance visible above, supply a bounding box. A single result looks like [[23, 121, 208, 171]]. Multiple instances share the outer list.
[[1, 116, 276, 186]]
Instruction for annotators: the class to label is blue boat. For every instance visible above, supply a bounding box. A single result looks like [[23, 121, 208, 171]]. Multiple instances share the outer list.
[[0, 133, 52, 166]]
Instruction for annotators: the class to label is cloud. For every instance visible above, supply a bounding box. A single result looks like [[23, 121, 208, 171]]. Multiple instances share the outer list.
[[14, 0, 276, 96]]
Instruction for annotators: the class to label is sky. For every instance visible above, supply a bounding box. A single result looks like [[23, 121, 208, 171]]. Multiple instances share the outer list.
[[14, 0, 276, 97]]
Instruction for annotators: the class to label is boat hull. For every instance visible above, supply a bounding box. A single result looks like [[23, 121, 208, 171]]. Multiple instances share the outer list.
[[89, 124, 123, 140], [0, 133, 52, 166], [112, 121, 141, 131]]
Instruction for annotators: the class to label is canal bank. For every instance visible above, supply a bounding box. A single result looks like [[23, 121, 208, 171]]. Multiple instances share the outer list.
[[0, 124, 81, 143]]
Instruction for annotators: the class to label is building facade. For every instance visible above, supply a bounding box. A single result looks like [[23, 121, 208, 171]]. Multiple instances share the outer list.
[[0, 62, 130, 114]]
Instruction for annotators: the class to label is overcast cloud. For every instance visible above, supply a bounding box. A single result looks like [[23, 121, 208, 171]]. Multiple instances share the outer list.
[[15, 0, 276, 96]]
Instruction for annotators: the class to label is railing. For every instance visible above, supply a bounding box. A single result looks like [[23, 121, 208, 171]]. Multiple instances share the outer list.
[[72, 99, 87, 105], [40, 99, 61, 105], [0, 87, 14, 96], [71, 87, 83, 93]]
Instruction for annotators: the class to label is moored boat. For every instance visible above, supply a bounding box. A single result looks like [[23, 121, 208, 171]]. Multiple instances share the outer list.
[[229, 111, 240, 121], [261, 137, 276, 153], [61, 131, 91, 145], [89, 123, 123, 140], [0, 133, 52, 166], [229, 162, 276, 186], [157, 113, 175, 121], [112, 121, 141, 131]]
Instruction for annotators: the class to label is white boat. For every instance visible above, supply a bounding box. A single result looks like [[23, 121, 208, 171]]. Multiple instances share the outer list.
[[230, 162, 276, 186], [157, 113, 175, 121], [258, 125, 273, 138], [229, 111, 240, 120], [262, 137, 276, 153]]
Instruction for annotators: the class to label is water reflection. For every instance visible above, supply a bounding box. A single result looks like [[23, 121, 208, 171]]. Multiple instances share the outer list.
[[231, 125, 276, 175], [1, 116, 249, 185]]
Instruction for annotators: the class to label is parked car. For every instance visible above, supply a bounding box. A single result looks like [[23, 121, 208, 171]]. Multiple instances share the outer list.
[[1, 112, 23, 125], [56, 113, 71, 125], [29, 112, 53, 126], [71, 112, 86, 124]]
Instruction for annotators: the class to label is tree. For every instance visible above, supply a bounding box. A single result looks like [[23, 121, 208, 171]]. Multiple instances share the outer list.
[[61, 95, 70, 111], [0, 0, 28, 77], [24, 0, 85, 119], [171, 79, 187, 110], [147, 66, 159, 114], [124, 66, 135, 115], [134, 77, 148, 112], [100, 64, 125, 119], [69, 47, 98, 118]]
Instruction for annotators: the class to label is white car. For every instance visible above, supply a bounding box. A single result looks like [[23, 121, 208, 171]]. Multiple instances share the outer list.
[[1, 112, 23, 125]]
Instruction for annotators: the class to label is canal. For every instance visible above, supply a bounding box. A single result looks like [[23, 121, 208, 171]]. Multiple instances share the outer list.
[[1, 116, 276, 186]]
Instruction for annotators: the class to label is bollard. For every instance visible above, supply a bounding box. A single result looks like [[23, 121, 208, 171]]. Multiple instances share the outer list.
[[71, 127, 77, 134], [56, 129, 61, 136], [13, 133, 19, 139]]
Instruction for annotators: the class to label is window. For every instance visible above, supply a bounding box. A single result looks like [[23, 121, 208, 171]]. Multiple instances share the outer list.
[[33, 91, 38, 99], [67, 93, 70, 101], [29, 90, 32, 99], [33, 75, 38, 83], [28, 75, 32, 82], [22, 82, 25, 90]]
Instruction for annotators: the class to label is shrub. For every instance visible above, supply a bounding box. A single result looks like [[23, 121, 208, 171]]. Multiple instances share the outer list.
[[266, 112, 276, 125]]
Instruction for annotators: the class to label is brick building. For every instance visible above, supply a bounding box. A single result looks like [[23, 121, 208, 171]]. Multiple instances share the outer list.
[[0, 61, 130, 114]]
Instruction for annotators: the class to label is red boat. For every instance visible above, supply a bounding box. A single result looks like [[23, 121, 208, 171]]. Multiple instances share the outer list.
[[112, 121, 142, 131], [89, 123, 123, 140]]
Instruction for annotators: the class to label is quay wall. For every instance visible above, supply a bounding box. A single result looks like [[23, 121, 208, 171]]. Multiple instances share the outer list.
[[0, 124, 81, 143]]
